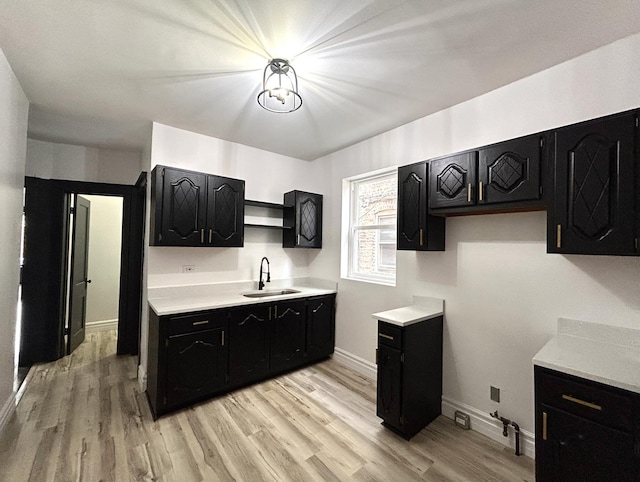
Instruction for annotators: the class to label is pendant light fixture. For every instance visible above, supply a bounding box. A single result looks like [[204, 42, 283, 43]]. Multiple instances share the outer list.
[[257, 58, 302, 113]]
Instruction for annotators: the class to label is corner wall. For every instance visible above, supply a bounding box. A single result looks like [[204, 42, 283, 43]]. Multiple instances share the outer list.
[[0, 47, 29, 426], [310, 32, 640, 448]]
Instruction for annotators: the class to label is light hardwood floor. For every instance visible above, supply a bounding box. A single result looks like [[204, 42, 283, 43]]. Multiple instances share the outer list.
[[0, 331, 534, 481]]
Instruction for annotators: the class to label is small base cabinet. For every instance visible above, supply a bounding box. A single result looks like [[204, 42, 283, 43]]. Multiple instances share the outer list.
[[147, 293, 336, 418], [376, 316, 443, 439], [535, 366, 640, 481]]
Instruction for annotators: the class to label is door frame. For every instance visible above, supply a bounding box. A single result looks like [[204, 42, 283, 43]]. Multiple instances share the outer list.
[[22, 175, 146, 360]]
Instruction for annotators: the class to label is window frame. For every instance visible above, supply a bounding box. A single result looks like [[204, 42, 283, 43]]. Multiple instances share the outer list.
[[342, 168, 397, 286]]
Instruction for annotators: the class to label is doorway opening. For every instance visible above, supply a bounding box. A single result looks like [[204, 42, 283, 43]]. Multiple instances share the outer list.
[[63, 194, 124, 355], [19, 174, 146, 386]]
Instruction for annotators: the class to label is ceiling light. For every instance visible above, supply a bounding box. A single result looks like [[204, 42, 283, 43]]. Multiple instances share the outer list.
[[257, 58, 302, 113]]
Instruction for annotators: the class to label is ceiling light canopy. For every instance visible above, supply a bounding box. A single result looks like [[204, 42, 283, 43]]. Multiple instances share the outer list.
[[257, 58, 302, 113]]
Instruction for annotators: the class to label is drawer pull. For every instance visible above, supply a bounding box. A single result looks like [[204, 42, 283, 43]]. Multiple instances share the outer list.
[[562, 394, 602, 411], [542, 411, 548, 440], [192, 320, 209, 326], [379, 333, 394, 341]]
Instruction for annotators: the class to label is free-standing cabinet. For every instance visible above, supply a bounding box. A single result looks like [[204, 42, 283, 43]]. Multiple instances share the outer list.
[[397, 162, 445, 251], [376, 316, 443, 439], [283, 190, 323, 248], [151, 165, 245, 247], [147, 293, 336, 418], [547, 111, 639, 255], [535, 366, 640, 481]]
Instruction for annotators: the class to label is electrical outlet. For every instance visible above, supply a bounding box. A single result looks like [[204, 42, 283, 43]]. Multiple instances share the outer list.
[[182, 265, 196, 273], [491, 386, 500, 403]]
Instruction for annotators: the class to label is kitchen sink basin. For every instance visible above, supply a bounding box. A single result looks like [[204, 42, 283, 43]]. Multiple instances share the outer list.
[[242, 289, 301, 298]]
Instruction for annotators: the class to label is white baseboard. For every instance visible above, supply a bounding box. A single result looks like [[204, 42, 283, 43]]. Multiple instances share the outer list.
[[442, 396, 535, 459], [332, 347, 377, 380], [0, 392, 16, 436], [86, 319, 118, 334], [137, 364, 147, 392]]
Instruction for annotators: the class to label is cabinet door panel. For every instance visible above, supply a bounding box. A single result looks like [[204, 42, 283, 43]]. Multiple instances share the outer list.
[[306, 296, 335, 361], [538, 404, 638, 482], [271, 300, 306, 371], [429, 152, 477, 209], [551, 113, 636, 255], [478, 135, 541, 204], [166, 328, 226, 407], [376, 344, 402, 429], [228, 305, 270, 384], [207, 176, 244, 247], [296, 192, 323, 248], [160, 168, 207, 246], [397, 163, 426, 250]]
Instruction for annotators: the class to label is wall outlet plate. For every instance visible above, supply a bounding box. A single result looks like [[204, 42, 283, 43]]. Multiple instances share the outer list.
[[454, 410, 471, 430], [491, 386, 500, 403]]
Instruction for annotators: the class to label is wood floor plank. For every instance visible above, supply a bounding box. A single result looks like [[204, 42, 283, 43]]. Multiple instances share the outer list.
[[0, 330, 535, 481]]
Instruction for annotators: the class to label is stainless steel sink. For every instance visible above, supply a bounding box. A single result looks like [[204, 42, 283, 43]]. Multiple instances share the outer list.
[[242, 289, 301, 298]]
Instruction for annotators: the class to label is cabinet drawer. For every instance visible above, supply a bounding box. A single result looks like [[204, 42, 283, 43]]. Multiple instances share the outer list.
[[168, 311, 226, 336], [378, 322, 402, 349], [536, 368, 634, 432]]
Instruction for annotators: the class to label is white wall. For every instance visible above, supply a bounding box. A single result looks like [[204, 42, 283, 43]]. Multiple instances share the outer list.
[[310, 32, 640, 437], [0, 48, 29, 420], [83, 195, 123, 326], [26, 138, 142, 185]]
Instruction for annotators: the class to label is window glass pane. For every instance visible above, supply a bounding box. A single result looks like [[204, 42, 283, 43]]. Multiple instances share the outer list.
[[379, 243, 396, 269], [355, 175, 397, 226]]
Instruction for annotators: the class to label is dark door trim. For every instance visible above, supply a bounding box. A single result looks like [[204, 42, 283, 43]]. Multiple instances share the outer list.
[[22, 175, 146, 361]]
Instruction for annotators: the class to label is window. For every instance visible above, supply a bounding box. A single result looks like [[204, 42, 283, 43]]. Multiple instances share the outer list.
[[342, 169, 397, 285]]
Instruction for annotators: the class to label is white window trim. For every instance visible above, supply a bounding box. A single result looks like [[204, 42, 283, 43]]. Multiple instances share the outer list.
[[340, 167, 397, 286]]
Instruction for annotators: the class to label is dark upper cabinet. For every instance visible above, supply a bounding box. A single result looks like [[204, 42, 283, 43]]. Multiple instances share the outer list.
[[306, 295, 336, 362], [228, 304, 270, 384], [207, 175, 244, 247], [283, 190, 323, 248], [535, 366, 640, 481], [429, 152, 477, 209], [151, 165, 244, 247], [548, 112, 639, 255], [478, 135, 541, 205], [429, 135, 543, 213], [270, 299, 306, 372], [397, 162, 445, 251]]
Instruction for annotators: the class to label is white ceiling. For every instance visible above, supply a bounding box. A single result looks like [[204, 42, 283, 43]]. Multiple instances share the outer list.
[[1, 0, 640, 161]]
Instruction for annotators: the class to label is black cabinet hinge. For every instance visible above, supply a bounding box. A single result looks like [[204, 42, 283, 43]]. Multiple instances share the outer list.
[[64, 327, 70, 335], [70, 206, 75, 214]]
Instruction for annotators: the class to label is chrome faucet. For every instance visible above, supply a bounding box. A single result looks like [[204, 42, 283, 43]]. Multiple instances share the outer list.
[[259, 257, 270, 290]]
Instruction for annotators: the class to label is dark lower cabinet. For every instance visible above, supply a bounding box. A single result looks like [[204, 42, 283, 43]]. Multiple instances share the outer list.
[[147, 293, 336, 418], [166, 327, 227, 407], [270, 299, 306, 372], [376, 316, 443, 439], [228, 304, 270, 384], [548, 111, 639, 255], [397, 162, 445, 251], [306, 295, 336, 361], [535, 366, 640, 481]]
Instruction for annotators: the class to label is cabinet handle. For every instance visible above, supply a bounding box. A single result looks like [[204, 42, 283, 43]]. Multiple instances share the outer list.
[[297, 234, 300, 245], [420, 228, 424, 246], [269, 306, 272, 320], [200, 229, 204, 244], [467, 183, 472, 203], [562, 394, 602, 411], [542, 411, 547, 441], [379, 333, 394, 341], [556, 224, 562, 249], [275, 305, 278, 318], [375, 348, 379, 364], [209, 229, 213, 244], [192, 320, 209, 326], [221, 330, 225, 346], [479, 181, 483, 201]]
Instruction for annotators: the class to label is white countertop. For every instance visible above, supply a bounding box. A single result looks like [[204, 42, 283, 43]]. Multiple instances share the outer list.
[[149, 278, 337, 316], [372, 296, 444, 327], [533, 318, 640, 394]]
